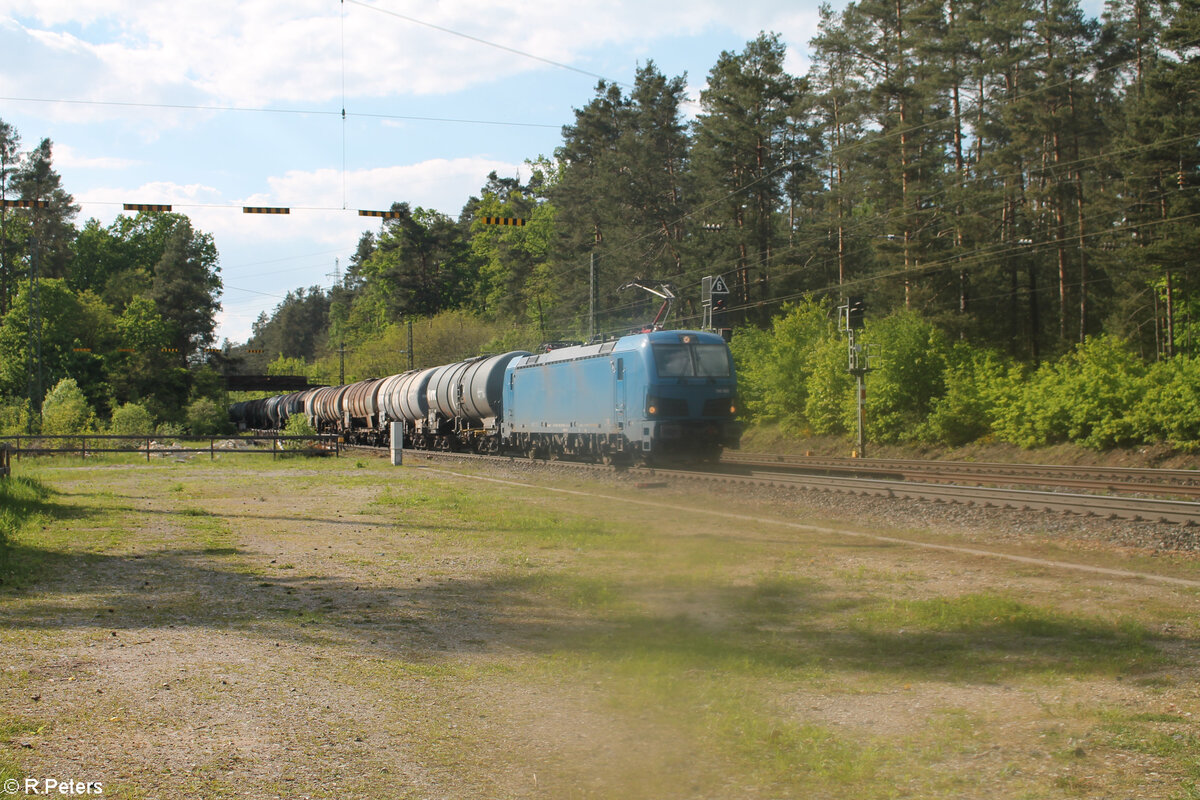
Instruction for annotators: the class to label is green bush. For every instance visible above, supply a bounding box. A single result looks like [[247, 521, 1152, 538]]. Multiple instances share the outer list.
[[804, 335, 853, 435], [729, 298, 840, 434], [185, 397, 230, 437], [733, 305, 1196, 452], [988, 336, 1150, 450], [282, 413, 318, 450], [860, 312, 949, 443], [988, 361, 1046, 448], [154, 421, 185, 438], [729, 325, 772, 422], [1064, 336, 1147, 448], [40, 378, 95, 441], [267, 355, 308, 377], [923, 345, 1010, 446], [0, 399, 33, 436], [1131, 356, 1200, 449], [109, 402, 155, 438]]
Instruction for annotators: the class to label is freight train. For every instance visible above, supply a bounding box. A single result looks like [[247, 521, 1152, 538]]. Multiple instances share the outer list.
[[229, 329, 740, 463]]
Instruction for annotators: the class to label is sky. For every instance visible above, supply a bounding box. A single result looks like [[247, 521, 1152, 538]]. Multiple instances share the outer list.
[[0, 0, 1104, 345]]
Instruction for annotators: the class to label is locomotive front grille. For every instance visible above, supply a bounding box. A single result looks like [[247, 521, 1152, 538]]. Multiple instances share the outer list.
[[647, 397, 689, 417], [702, 397, 736, 416]]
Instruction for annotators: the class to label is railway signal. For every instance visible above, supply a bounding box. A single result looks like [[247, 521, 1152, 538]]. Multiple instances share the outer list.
[[847, 296, 866, 329], [701, 275, 731, 334], [839, 296, 878, 458]]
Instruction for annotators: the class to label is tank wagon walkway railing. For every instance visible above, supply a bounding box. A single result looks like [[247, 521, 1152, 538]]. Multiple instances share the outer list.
[[0, 434, 341, 462]]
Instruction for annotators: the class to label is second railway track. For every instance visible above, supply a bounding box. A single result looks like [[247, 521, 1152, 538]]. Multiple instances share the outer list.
[[721, 452, 1200, 498], [359, 446, 1200, 527]]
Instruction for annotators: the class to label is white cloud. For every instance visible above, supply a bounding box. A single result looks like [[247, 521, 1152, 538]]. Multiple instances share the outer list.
[[3, 1, 827, 113], [53, 143, 139, 170]]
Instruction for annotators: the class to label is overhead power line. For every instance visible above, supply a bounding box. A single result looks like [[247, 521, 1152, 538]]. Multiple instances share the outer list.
[[344, 0, 631, 89], [0, 96, 560, 129]]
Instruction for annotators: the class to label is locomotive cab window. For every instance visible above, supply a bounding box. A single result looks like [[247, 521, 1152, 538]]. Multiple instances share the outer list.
[[652, 343, 733, 378]]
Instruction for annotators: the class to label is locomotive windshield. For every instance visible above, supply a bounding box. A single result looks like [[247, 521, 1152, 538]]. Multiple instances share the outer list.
[[652, 343, 733, 378]]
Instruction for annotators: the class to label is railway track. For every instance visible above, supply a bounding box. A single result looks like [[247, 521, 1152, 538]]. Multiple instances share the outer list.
[[722, 452, 1200, 498], [377, 447, 1200, 527]]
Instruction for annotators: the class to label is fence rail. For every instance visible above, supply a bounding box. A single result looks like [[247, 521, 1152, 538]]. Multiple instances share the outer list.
[[0, 434, 341, 463]]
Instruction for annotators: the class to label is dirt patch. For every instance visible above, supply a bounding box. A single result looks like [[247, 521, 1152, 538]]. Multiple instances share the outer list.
[[2, 458, 1199, 799]]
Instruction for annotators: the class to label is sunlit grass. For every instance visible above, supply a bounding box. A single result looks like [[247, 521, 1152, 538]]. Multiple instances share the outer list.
[[3, 456, 1198, 798], [0, 713, 40, 785]]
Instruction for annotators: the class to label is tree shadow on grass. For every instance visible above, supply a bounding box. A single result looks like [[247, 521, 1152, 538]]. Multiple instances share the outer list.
[[0, 477, 91, 526], [0, 476, 1189, 682], [0, 532, 1187, 686]]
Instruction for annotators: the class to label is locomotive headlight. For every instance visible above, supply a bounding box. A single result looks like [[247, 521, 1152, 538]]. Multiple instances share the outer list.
[[730, 403, 737, 415], [646, 396, 659, 416]]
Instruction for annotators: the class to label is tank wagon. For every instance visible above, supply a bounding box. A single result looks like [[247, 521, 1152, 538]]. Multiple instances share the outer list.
[[230, 389, 313, 431], [230, 329, 740, 463]]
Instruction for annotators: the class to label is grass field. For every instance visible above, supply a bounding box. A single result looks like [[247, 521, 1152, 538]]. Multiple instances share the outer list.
[[1, 454, 1199, 799]]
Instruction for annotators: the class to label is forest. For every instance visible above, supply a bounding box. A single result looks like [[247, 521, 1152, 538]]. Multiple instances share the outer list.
[[1, 0, 1198, 450]]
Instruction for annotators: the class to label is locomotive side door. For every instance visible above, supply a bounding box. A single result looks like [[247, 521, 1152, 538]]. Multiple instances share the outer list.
[[613, 357, 625, 429]]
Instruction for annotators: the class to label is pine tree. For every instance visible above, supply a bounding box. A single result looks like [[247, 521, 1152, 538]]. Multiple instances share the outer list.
[[11, 138, 78, 280], [149, 220, 222, 363], [550, 64, 691, 334], [690, 33, 808, 321]]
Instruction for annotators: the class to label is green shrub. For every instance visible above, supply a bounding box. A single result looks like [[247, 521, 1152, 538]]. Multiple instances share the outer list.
[[727, 308, 1192, 451], [923, 346, 1010, 446], [728, 325, 772, 422], [282, 413, 318, 450], [267, 355, 308, 377], [40, 378, 95, 442], [861, 312, 949, 443], [804, 335, 853, 435], [729, 298, 840, 433], [1132, 356, 1200, 449], [990, 336, 1148, 450], [1039, 336, 1146, 449], [989, 361, 1047, 448], [154, 421, 185, 438], [185, 397, 230, 437], [0, 399, 33, 436], [109, 402, 155, 438]]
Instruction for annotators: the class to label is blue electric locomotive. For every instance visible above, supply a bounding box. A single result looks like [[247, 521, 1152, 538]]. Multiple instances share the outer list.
[[503, 329, 739, 462]]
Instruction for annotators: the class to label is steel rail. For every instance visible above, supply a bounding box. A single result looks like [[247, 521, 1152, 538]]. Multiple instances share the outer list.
[[366, 447, 1200, 526], [660, 467, 1200, 525], [721, 452, 1200, 497]]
